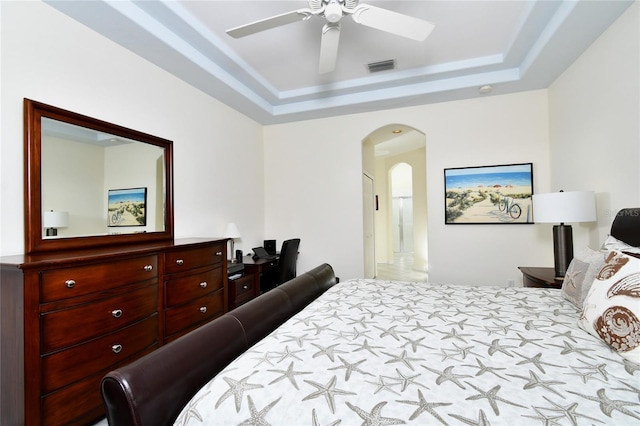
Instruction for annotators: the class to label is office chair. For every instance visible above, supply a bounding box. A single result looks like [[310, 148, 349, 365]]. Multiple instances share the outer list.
[[261, 238, 300, 292], [275, 238, 300, 285]]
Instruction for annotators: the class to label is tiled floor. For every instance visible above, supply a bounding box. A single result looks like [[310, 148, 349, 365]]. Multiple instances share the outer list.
[[376, 252, 428, 282]]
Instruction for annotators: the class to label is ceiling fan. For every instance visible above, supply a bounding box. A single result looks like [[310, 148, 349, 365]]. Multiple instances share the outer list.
[[226, 0, 435, 74]]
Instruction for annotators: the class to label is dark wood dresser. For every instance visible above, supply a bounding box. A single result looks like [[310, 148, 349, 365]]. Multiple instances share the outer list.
[[0, 238, 227, 426]]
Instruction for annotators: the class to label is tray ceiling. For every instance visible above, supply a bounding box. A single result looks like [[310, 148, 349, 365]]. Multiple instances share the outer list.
[[45, 0, 633, 124]]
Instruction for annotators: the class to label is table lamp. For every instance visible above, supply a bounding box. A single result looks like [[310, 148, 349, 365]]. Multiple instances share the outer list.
[[532, 190, 596, 279], [44, 210, 69, 236], [223, 222, 242, 263]]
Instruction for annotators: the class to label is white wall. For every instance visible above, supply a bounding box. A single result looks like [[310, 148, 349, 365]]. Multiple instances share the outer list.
[[264, 90, 552, 285], [549, 0, 640, 251], [0, 1, 265, 256]]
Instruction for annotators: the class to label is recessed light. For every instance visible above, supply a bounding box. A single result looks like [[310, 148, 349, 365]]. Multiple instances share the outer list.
[[392, 129, 402, 134], [478, 85, 493, 95]]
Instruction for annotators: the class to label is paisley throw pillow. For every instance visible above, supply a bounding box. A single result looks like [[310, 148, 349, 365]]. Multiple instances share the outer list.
[[578, 250, 640, 364]]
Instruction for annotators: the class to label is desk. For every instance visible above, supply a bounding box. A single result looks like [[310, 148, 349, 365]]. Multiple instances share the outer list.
[[228, 256, 278, 309]]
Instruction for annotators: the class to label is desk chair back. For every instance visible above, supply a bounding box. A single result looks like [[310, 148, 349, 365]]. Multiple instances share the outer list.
[[276, 238, 300, 285]]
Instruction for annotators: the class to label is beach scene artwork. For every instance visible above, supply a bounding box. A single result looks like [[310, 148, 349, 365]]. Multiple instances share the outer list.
[[108, 187, 147, 227], [445, 163, 533, 224]]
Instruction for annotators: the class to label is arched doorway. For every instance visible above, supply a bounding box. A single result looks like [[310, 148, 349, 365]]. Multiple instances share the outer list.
[[362, 124, 428, 281]]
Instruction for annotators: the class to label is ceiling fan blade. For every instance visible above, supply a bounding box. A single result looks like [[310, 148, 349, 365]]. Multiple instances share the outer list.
[[351, 4, 434, 41], [319, 23, 340, 74], [227, 9, 313, 38]]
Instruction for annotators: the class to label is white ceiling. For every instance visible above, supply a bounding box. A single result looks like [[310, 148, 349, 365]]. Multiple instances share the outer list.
[[45, 0, 633, 125]]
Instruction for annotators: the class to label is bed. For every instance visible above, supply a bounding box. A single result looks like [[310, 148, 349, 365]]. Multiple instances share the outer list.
[[101, 208, 640, 425]]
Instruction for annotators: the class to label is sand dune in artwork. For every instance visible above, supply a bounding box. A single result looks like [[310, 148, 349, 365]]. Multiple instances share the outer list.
[[446, 185, 532, 223]]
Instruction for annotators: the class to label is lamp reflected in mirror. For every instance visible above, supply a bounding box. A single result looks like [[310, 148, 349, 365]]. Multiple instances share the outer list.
[[43, 210, 69, 237]]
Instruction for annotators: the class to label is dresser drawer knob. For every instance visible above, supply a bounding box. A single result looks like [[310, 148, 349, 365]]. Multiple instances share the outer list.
[[199, 281, 208, 288], [111, 344, 123, 354], [199, 306, 207, 314], [64, 279, 76, 289], [215, 251, 223, 256], [111, 309, 123, 318], [144, 265, 153, 272], [176, 259, 184, 266], [243, 285, 249, 290]]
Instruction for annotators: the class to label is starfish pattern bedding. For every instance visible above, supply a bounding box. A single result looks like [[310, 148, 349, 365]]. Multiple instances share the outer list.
[[174, 279, 640, 425]]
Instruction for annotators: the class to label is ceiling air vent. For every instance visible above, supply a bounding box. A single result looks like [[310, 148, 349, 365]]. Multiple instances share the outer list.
[[367, 59, 395, 73]]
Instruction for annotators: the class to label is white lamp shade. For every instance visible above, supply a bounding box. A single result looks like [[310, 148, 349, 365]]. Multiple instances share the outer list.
[[43, 211, 69, 228], [223, 222, 242, 239], [532, 191, 596, 223]]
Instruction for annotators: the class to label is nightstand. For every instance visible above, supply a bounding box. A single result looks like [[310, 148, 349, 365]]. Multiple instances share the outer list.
[[518, 267, 563, 288]]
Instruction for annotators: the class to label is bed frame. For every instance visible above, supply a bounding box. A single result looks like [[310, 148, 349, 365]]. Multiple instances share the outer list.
[[611, 207, 640, 246], [101, 208, 640, 426], [101, 263, 337, 426]]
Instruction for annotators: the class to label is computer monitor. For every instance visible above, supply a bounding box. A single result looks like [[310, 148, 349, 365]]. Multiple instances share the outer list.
[[264, 239, 276, 255]]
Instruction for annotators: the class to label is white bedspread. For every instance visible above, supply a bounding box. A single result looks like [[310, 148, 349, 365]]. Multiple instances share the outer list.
[[175, 279, 640, 425]]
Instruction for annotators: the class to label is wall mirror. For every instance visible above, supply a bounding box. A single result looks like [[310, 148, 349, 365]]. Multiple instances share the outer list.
[[24, 99, 174, 254]]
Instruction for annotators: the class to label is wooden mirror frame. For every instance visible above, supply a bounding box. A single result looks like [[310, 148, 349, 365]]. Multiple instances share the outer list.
[[24, 99, 174, 254]]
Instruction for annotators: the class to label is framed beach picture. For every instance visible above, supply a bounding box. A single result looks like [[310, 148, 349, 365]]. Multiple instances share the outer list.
[[444, 163, 533, 224], [108, 187, 147, 227]]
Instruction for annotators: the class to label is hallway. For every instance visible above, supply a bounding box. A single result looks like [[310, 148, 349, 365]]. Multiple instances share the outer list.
[[376, 252, 428, 282]]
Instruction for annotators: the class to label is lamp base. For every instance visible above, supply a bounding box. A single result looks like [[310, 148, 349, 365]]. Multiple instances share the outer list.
[[552, 224, 573, 279], [228, 239, 236, 263]]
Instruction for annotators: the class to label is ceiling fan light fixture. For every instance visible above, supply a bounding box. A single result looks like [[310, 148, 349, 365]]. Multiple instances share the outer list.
[[368, 59, 395, 73], [324, 0, 343, 23], [228, 1, 432, 74]]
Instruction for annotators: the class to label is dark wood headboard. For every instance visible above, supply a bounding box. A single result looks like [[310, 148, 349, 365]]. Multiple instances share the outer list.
[[610, 208, 640, 247]]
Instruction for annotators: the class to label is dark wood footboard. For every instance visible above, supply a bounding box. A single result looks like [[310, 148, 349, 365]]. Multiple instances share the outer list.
[[101, 263, 337, 426]]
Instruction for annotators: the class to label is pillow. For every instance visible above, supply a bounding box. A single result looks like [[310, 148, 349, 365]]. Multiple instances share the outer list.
[[601, 235, 640, 254], [561, 247, 606, 308], [578, 250, 640, 364]]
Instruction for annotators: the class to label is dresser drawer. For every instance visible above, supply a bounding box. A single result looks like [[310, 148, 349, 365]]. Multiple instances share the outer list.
[[165, 267, 223, 307], [41, 283, 157, 353], [40, 255, 158, 303], [42, 315, 158, 393], [164, 244, 224, 274], [41, 345, 157, 426], [231, 274, 255, 307], [42, 372, 104, 426], [164, 290, 225, 336]]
